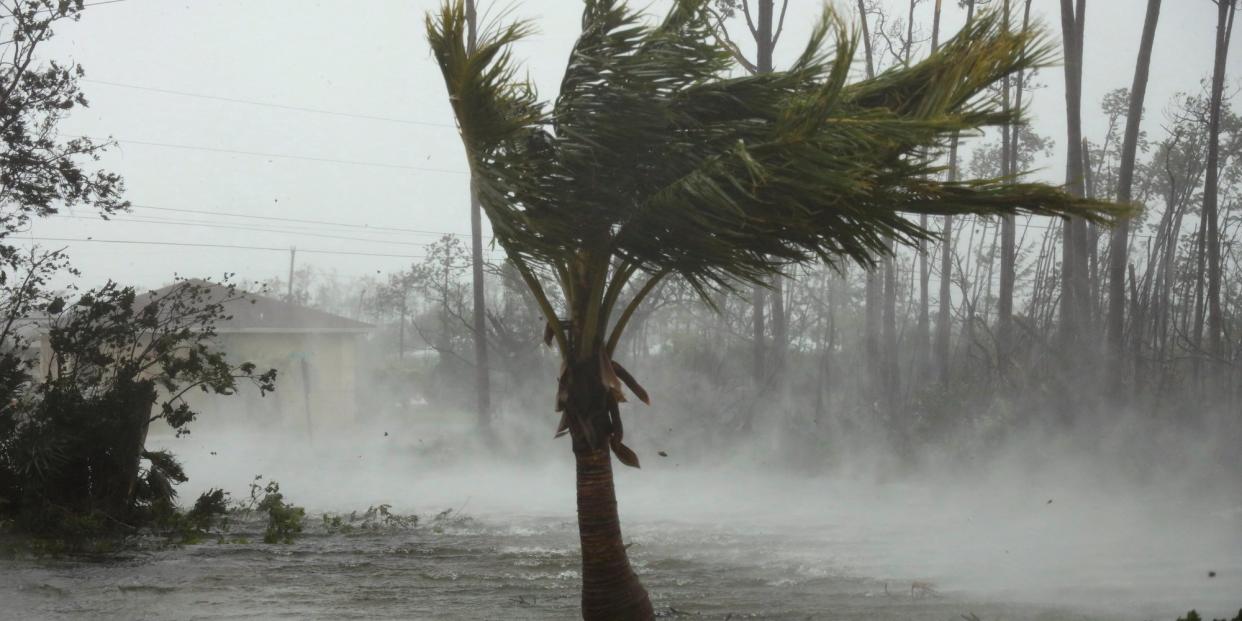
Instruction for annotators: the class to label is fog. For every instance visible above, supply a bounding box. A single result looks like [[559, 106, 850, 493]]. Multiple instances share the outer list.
[[4, 0, 1242, 619], [138, 367, 1242, 620]]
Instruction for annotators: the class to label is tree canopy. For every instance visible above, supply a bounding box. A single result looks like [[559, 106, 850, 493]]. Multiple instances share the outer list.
[[428, 0, 1124, 346]]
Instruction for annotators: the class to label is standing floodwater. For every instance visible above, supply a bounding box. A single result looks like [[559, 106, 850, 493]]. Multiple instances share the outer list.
[[4, 438, 1238, 620], [0, 515, 1142, 620]]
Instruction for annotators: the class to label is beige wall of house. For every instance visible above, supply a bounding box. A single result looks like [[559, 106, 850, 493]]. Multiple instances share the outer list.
[[151, 331, 364, 438]]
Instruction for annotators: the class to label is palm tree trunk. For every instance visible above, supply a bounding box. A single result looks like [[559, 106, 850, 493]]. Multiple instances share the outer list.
[[574, 444, 653, 620], [561, 343, 652, 620]]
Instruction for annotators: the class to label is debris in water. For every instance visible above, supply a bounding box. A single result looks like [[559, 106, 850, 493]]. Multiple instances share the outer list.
[[658, 451, 668, 457], [911, 581, 937, 597]]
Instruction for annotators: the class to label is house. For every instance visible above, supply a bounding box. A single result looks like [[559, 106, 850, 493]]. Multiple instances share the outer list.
[[37, 281, 375, 438], [191, 283, 374, 437], [173, 282, 373, 437]]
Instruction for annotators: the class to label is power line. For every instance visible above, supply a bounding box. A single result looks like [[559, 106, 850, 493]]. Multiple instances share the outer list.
[[51, 212, 506, 255], [21, 236, 425, 259], [7, 0, 127, 16], [128, 203, 473, 238], [74, 135, 469, 175], [79, 0, 128, 8], [83, 78, 457, 129], [49, 214, 438, 247]]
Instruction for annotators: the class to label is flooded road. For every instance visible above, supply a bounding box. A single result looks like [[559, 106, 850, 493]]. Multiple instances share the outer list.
[[0, 513, 1135, 621], [2, 432, 1239, 620]]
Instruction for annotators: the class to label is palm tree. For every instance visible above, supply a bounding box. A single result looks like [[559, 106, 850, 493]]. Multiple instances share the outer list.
[[427, 1, 1122, 618]]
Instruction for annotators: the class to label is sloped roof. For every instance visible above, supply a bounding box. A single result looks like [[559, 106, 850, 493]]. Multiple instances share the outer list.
[[146, 280, 373, 334]]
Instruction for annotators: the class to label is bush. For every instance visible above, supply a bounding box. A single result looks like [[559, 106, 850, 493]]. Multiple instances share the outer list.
[[323, 504, 418, 534], [1175, 610, 1242, 621], [0, 278, 276, 539], [233, 477, 304, 545], [256, 482, 305, 544]]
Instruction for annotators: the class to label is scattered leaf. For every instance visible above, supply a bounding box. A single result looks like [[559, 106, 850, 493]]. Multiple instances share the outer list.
[[611, 436, 640, 468], [612, 360, 650, 405]]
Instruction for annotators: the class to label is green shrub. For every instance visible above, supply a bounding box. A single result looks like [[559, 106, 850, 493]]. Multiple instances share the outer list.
[[322, 504, 418, 534], [1175, 610, 1242, 621], [252, 480, 304, 544]]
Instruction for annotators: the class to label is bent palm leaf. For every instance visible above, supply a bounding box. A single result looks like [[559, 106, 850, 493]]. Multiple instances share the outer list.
[[427, 0, 1124, 444]]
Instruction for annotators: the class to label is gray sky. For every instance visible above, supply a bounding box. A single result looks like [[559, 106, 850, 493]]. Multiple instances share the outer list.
[[22, 0, 1239, 291]]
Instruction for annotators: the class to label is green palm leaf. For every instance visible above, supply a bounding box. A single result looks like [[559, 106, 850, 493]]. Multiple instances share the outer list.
[[429, 0, 1122, 297]]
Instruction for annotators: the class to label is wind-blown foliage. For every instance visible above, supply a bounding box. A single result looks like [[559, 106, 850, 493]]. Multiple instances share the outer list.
[[429, 0, 1122, 375], [0, 278, 277, 538]]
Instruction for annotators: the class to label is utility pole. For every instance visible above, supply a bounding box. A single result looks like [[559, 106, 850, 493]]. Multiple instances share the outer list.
[[287, 246, 296, 302], [466, 0, 492, 431]]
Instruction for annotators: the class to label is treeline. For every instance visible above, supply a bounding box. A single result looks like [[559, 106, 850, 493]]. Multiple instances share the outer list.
[[277, 0, 1242, 468]]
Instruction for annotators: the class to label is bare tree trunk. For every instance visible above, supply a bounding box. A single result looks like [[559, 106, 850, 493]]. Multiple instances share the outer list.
[[937, 0, 971, 385], [856, 0, 875, 80], [1107, 0, 1161, 397], [758, 1, 787, 375], [916, 0, 942, 383], [1193, 213, 1209, 380], [771, 277, 786, 372], [856, 0, 882, 397], [399, 295, 407, 359], [937, 219, 953, 383], [113, 380, 157, 520], [744, 0, 782, 385], [997, 0, 1015, 369], [918, 240, 931, 381], [1060, 0, 1087, 353], [466, 0, 491, 430], [1083, 142, 1098, 318], [893, 0, 915, 392], [883, 237, 900, 405], [1204, 0, 1235, 377], [866, 268, 881, 392]]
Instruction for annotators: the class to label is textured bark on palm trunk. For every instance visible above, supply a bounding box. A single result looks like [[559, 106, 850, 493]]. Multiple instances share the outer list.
[[574, 444, 653, 620]]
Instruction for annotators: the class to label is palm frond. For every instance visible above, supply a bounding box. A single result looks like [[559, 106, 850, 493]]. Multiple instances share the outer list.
[[426, 0, 1128, 305]]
